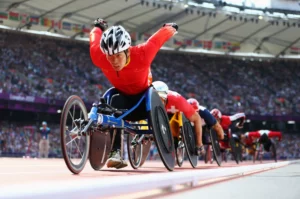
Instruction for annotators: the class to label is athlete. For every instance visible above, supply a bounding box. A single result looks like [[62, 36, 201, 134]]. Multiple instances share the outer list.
[[187, 98, 224, 140], [152, 81, 205, 156], [210, 108, 246, 137], [89, 18, 178, 169], [241, 130, 281, 152]]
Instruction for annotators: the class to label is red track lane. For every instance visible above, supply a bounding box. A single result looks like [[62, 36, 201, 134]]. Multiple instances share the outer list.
[[0, 158, 277, 187]]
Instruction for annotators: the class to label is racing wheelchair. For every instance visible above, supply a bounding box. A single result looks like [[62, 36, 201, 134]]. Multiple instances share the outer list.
[[60, 87, 176, 174]]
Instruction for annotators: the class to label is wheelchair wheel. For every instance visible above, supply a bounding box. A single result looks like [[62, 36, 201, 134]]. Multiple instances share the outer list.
[[127, 134, 143, 169], [229, 137, 239, 164], [60, 95, 90, 174], [149, 89, 175, 171], [174, 137, 185, 167], [210, 129, 222, 166], [270, 143, 277, 162], [204, 145, 211, 164], [139, 136, 152, 167], [182, 115, 198, 168]]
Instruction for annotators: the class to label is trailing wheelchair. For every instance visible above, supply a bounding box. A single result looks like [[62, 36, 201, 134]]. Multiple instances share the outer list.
[[60, 87, 175, 174]]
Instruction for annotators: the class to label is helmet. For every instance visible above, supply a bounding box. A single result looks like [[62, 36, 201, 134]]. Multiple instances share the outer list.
[[210, 109, 222, 120], [42, 121, 47, 125], [100, 25, 131, 55], [187, 98, 200, 111], [152, 81, 169, 100]]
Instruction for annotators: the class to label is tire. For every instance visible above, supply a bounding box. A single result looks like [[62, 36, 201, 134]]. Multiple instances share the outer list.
[[181, 115, 198, 168], [229, 137, 239, 164], [174, 137, 184, 167], [127, 134, 143, 169], [204, 145, 210, 164], [60, 95, 90, 174], [148, 89, 175, 171], [210, 129, 222, 166]]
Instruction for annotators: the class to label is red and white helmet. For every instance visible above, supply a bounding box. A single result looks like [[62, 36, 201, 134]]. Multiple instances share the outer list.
[[210, 108, 222, 119], [187, 98, 200, 111]]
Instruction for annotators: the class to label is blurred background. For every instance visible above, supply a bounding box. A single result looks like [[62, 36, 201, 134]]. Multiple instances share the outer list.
[[0, 0, 299, 160]]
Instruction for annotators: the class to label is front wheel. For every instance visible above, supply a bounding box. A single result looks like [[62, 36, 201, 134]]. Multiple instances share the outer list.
[[127, 134, 143, 169], [60, 95, 90, 174]]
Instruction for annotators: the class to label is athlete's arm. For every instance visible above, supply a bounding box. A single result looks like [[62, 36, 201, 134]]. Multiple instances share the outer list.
[[143, 25, 177, 64], [89, 27, 106, 66], [229, 113, 246, 128], [188, 112, 203, 146], [212, 122, 224, 140]]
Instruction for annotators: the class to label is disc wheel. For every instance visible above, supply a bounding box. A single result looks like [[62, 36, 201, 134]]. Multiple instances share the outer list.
[[229, 137, 239, 164], [149, 88, 175, 171], [60, 95, 90, 174], [210, 129, 222, 166], [181, 114, 198, 168]]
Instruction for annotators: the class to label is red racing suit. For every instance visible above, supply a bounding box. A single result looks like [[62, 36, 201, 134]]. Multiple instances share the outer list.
[[89, 26, 176, 95]]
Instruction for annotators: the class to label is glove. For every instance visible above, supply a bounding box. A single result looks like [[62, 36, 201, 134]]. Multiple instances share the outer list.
[[163, 23, 178, 31], [94, 18, 108, 32]]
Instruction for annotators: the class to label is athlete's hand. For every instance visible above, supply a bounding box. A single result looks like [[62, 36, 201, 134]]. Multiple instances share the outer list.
[[163, 23, 178, 31], [94, 18, 108, 31]]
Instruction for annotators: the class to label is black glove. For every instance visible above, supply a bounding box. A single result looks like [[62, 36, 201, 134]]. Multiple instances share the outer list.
[[163, 23, 178, 31], [94, 18, 108, 32]]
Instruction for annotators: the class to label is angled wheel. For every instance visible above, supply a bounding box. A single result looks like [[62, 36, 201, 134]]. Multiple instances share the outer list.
[[127, 134, 143, 169], [148, 89, 175, 171], [139, 136, 152, 167], [270, 142, 277, 162], [182, 115, 198, 168], [60, 95, 90, 174], [210, 129, 222, 166], [229, 137, 239, 164], [89, 130, 111, 170], [174, 137, 185, 167], [204, 145, 211, 164]]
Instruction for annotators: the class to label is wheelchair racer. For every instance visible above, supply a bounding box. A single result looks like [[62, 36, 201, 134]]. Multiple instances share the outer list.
[[152, 81, 206, 156], [187, 98, 224, 140], [89, 18, 178, 169], [241, 130, 282, 152], [210, 108, 246, 139]]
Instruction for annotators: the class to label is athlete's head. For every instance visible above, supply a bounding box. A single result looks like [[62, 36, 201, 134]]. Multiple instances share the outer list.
[[152, 81, 169, 103], [187, 98, 200, 111], [210, 108, 222, 121], [100, 25, 131, 71]]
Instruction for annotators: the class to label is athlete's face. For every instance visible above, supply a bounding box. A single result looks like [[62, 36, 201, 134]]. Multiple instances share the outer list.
[[106, 51, 128, 71]]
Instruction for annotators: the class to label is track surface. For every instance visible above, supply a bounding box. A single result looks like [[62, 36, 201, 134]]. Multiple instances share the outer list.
[[0, 158, 280, 198], [0, 158, 275, 184], [161, 162, 300, 199]]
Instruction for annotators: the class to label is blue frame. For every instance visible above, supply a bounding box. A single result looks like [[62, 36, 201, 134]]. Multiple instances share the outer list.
[[88, 87, 155, 135]]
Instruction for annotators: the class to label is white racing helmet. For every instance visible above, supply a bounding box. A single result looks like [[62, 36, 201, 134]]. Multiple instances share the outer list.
[[100, 25, 131, 55], [152, 81, 169, 100]]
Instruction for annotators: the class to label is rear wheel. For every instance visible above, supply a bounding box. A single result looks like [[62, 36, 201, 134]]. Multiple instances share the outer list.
[[149, 89, 175, 171], [182, 114, 198, 168], [60, 95, 90, 174], [210, 129, 222, 166], [229, 137, 239, 164]]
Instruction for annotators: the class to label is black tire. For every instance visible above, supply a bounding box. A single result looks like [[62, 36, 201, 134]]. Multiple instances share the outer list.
[[204, 145, 210, 164], [174, 137, 184, 167], [270, 143, 277, 162], [127, 134, 143, 169], [182, 115, 198, 168], [210, 129, 222, 166], [229, 137, 239, 164], [60, 95, 90, 174], [148, 89, 175, 171]]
